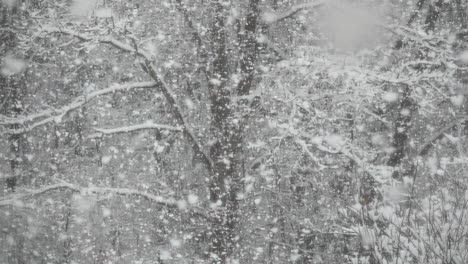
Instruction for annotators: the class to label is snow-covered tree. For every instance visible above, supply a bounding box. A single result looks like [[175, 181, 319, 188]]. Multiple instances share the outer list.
[[0, 0, 467, 263]]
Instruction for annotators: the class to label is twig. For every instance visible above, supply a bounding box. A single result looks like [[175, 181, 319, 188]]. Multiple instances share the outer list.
[[140, 60, 214, 173], [174, 0, 203, 49], [261, 1, 325, 25], [0, 182, 175, 207], [417, 116, 468, 156], [0, 182, 210, 219], [44, 27, 152, 60], [1, 82, 157, 134]]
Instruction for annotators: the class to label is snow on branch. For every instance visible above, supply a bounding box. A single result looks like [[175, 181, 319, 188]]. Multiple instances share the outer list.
[[44, 27, 152, 60], [296, 134, 374, 177], [88, 122, 182, 139], [0, 182, 210, 218], [261, 1, 325, 25], [44, 26, 214, 175], [0, 82, 157, 134], [417, 116, 468, 156], [140, 61, 215, 174], [379, 24, 447, 52], [0, 182, 176, 208]]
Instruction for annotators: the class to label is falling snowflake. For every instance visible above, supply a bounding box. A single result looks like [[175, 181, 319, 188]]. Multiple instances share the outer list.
[[382, 91, 399, 102], [458, 50, 468, 64], [1, 55, 27, 76], [187, 193, 198, 205]]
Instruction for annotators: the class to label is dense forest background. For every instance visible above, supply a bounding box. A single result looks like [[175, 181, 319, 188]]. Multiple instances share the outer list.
[[0, 0, 467, 263]]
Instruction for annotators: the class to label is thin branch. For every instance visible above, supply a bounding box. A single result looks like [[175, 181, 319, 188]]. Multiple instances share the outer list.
[[297, 134, 375, 177], [173, 1, 210, 79], [331, 3, 447, 52], [258, 39, 287, 61], [0, 182, 176, 207], [417, 116, 468, 156], [88, 122, 182, 139], [260, 1, 325, 25], [174, 0, 203, 49], [407, 0, 426, 26], [141, 60, 214, 173], [0, 182, 210, 219], [44, 27, 152, 60], [378, 24, 445, 52], [362, 107, 392, 128], [1, 82, 157, 134], [40, 28, 215, 173]]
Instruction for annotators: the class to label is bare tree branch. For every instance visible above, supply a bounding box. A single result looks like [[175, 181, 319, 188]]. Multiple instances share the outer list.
[[260, 1, 325, 25], [378, 24, 447, 52], [140, 60, 214, 173], [329, 4, 448, 52], [255, 38, 287, 61], [173, 1, 212, 81], [1, 82, 157, 134], [45, 27, 153, 60], [296, 134, 376, 178], [417, 116, 468, 156]]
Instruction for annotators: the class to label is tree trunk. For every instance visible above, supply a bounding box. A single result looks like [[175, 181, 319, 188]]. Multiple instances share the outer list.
[[387, 0, 443, 173], [207, 1, 230, 262], [6, 78, 22, 192], [208, 1, 260, 262]]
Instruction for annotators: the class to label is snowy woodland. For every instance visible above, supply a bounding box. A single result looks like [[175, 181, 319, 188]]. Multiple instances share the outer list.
[[0, 0, 468, 263]]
